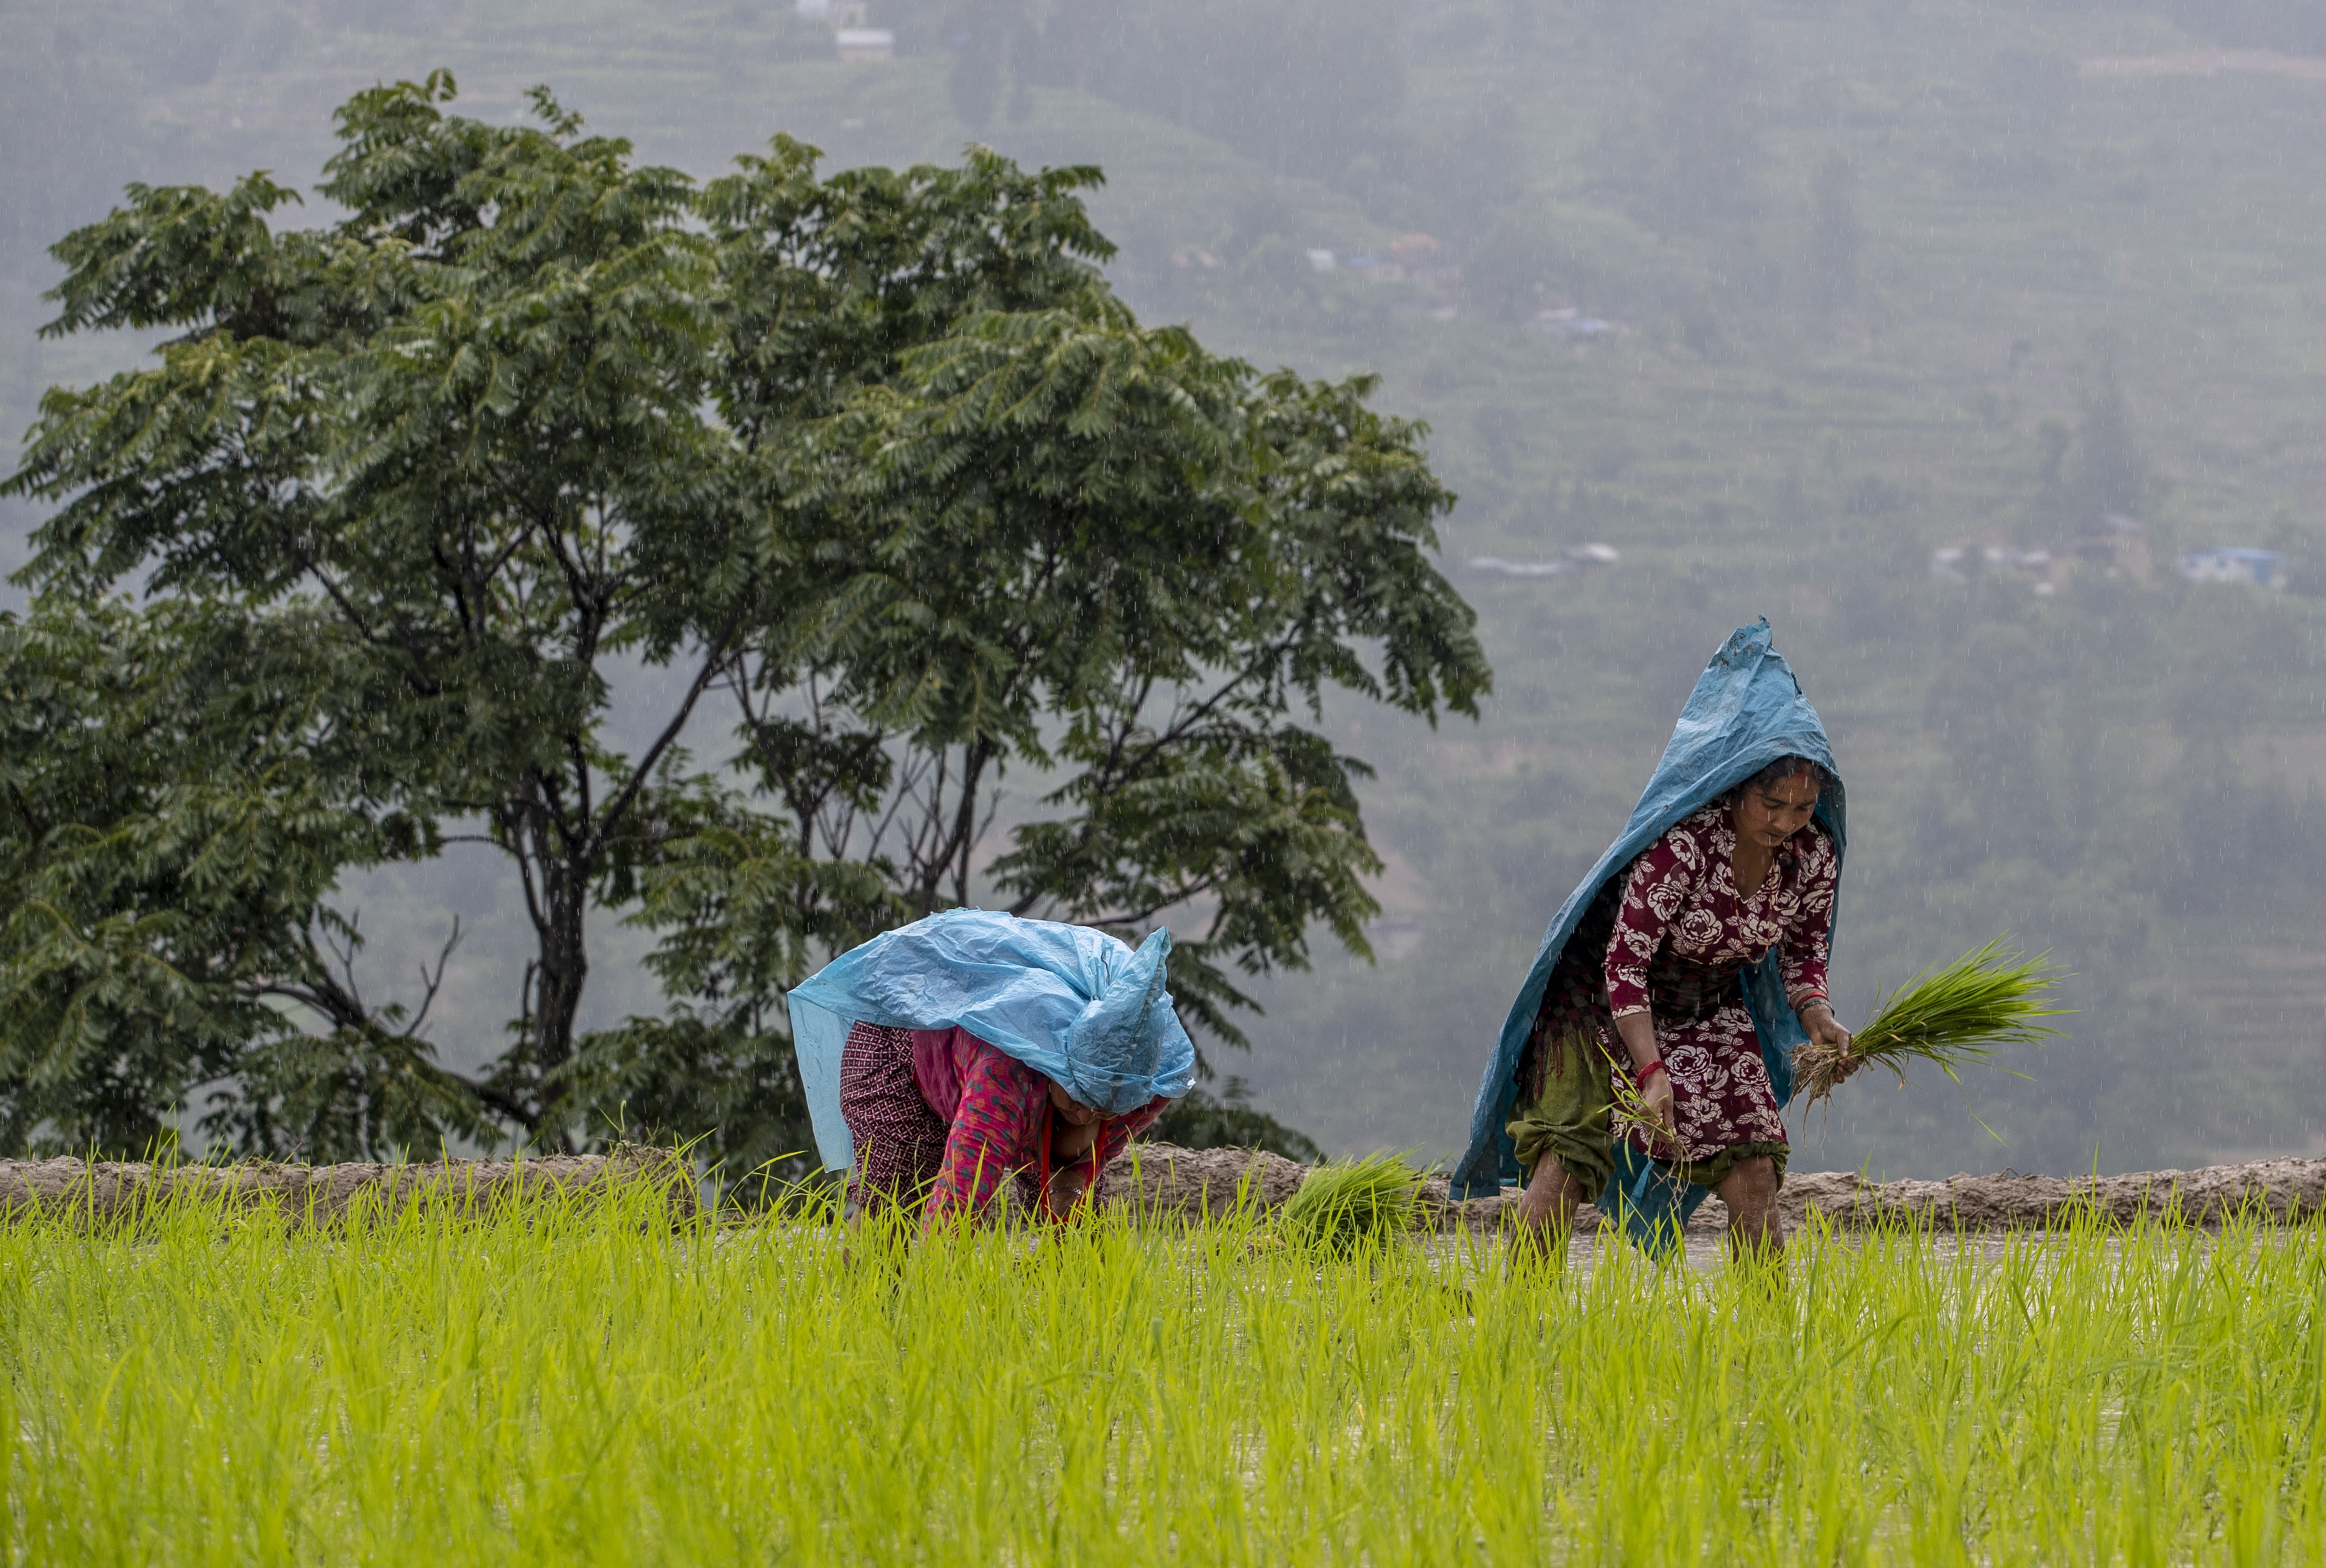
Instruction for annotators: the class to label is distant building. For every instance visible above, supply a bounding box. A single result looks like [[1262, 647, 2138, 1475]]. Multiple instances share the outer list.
[[1333, 236, 1469, 289], [1930, 544, 2056, 593], [1381, 233, 1466, 287], [836, 27, 893, 59], [1537, 311, 1620, 339], [1469, 556, 1566, 579], [2180, 546, 2287, 589], [1469, 544, 1620, 580]]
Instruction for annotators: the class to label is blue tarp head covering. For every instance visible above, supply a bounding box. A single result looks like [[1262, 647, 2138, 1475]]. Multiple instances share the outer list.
[[786, 910, 1199, 1172], [1447, 620, 1846, 1247]]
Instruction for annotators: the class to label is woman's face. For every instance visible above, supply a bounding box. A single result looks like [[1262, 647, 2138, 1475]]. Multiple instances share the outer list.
[[1733, 772, 1821, 850], [1047, 1078, 1101, 1126]]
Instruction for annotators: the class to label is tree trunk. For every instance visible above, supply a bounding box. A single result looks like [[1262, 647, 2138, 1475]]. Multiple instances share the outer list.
[[527, 856, 593, 1140]]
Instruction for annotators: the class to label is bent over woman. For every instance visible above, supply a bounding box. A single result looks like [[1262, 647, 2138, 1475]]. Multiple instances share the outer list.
[[1508, 755, 1848, 1257], [788, 908, 1198, 1234], [840, 1022, 1169, 1229]]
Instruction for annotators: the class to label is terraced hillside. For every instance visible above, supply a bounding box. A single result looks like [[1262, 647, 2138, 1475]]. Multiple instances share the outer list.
[[6, 0, 2326, 1177]]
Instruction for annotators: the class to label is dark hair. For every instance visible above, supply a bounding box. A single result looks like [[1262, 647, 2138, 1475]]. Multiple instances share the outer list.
[[1742, 754, 1830, 795]]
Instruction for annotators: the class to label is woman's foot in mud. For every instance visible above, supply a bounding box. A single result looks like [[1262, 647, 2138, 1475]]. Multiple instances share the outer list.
[[1508, 1157, 1582, 1271], [1717, 1155, 1787, 1278]]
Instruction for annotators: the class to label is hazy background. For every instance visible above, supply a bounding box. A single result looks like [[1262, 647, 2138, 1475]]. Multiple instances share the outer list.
[[7, 0, 2326, 1179]]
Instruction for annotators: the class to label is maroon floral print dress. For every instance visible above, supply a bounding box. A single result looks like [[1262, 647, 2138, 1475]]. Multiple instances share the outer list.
[[839, 1022, 1168, 1229], [1525, 804, 1837, 1178]]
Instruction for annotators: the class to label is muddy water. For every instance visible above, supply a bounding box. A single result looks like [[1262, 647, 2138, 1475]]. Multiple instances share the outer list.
[[1429, 1225, 2197, 1282]]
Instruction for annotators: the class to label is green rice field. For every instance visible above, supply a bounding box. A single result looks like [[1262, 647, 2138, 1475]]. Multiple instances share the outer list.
[[6, 1176, 2325, 1565]]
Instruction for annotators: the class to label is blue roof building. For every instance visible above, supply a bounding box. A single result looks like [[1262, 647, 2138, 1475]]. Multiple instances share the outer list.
[[2179, 547, 2288, 588]]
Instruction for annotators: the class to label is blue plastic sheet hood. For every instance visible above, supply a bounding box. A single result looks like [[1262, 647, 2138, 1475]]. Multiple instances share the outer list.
[[787, 910, 1199, 1172], [1447, 620, 1845, 1244]]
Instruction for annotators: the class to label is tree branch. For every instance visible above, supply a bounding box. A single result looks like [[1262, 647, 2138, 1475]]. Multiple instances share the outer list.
[[585, 629, 739, 863]]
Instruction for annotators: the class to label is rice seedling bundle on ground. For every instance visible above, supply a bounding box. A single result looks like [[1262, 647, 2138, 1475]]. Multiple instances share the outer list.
[[1275, 1151, 1423, 1253], [1795, 935, 2070, 1106], [8, 1166, 2326, 1564]]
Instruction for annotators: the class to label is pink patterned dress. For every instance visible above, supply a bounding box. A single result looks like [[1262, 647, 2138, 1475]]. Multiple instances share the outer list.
[[1523, 805, 1836, 1181], [1604, 806, 1837, 1168], [839, 1022, 1168, 1229]]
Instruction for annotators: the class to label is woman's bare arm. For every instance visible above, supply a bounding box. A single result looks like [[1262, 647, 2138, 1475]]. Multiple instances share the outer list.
[[1613, 1010, 1675, 1133]]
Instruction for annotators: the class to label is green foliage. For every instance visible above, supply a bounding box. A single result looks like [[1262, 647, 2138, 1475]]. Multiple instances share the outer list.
[[2031, 340, 2162, 538], [12, 1192, 2326, 1560], [0, 73, 1485, 1166], [1341, 95, 1525, 249], [7, 71, 749, 1155], [1602, 9, 1766, 237], [942, 0, 1025, 131], [2065, 344, 2162, 528], [1462, 211, 1554, 325], [0, 598, 489, 1157]]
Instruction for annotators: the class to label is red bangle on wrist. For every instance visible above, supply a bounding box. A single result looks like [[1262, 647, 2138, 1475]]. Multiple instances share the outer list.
[[1635, 1059, 1666, 1088]]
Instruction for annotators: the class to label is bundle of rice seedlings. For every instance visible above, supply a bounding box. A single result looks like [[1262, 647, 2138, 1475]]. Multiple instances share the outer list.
[[1603, 1051, 1676, 1152], [1278, 1152, 1424, 1254], [1794, 935, 2070, 1107]]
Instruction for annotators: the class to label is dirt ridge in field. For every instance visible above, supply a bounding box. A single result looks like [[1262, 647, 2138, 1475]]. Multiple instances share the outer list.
[[1101, 1145, 2326, 1232], [11, 1144, 2319, 1232], [0, 1146, 697, 1224]]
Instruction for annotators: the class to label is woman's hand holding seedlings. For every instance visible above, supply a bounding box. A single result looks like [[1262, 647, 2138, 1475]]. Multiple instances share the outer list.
[[1798, 999, 1858, 1079]]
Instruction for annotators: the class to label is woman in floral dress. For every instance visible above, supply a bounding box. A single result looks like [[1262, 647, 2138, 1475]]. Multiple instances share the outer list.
[[1507, 755, 1851, 1258]]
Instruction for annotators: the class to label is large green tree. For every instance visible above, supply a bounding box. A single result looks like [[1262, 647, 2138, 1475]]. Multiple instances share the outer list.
[[0, 598, 485, 1157], [2, 74, 1488, 1169]]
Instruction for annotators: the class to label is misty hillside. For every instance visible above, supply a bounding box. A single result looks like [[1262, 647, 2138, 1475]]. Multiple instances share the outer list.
[[7, 0, 2326, 1177]]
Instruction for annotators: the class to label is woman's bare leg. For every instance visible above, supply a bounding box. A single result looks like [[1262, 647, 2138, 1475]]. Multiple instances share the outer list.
[[1511, 1155, 1584, 1261], [1716, 1155, 1783, 1261]]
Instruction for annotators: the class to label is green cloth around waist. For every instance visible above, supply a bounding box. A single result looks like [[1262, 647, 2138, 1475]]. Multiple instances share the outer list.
[[1505, 1030, 1618, 1205], [1506, 1031, 1791, 1201], [1679, 1141, 1789, 1190]]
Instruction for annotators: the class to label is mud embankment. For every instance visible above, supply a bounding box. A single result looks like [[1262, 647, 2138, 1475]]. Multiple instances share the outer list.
[[9, 1143, 2320, 1232], [0, 1146, 696, 1225], [1100, 1145, 2326, 1233]]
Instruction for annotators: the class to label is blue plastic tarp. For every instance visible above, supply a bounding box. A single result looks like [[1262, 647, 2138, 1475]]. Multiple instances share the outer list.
[[787, 910, 1199, 1173], [1447, 620, 1847, 1248]]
